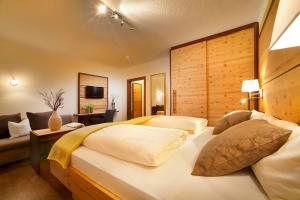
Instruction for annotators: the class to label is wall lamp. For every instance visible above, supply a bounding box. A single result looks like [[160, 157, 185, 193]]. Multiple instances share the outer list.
[[96, 1, 134, 30], [10, 79, 19, 86], [241, 79, 262, 110]]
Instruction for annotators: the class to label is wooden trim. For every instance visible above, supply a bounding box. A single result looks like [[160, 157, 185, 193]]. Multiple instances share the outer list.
[[253, 22, 259, 110], [259, 0, 276, 36], [261, 64, 300, 86], [171, 22, 259, 50], [150, 73, 167, 115], [50, 161, 120, 200], [78, 72, 109, 114], [126, 76, 146, 120]]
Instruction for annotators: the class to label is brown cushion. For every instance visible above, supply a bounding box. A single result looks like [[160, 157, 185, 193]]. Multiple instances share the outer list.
[[192, 120, 292, 177], [213, 110, 251, 135], [26, 112, 73, 130], [0, 135, 30, 151], [61, 115, 73, 125], [0, 113, 21, 139], [26, 111, 52, 130]]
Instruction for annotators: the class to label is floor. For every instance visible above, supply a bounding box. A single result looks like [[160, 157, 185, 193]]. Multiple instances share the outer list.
[[0, 160, 71, 200]]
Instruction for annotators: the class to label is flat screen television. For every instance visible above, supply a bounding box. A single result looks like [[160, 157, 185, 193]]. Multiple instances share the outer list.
[[85, 86, 104, 99]]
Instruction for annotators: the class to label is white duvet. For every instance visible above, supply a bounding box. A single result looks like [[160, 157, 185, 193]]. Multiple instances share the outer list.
[[83, 124, 188, 166]]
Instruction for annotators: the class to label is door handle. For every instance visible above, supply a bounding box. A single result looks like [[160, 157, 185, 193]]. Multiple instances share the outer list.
[[172, 90, 177, 114]]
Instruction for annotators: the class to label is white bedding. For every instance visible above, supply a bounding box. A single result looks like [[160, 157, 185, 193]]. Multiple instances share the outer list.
[[83, 125, 188, 166], [71, 127, 267, 200]]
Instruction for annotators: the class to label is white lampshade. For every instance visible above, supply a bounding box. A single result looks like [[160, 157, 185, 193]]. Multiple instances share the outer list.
[[271, 14, 300, 50], [241, 79, 259, 93], [270, 0, 300, 50]]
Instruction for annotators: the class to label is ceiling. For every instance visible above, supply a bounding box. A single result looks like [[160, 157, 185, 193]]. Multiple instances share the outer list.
[[0, 0, 269, 67]]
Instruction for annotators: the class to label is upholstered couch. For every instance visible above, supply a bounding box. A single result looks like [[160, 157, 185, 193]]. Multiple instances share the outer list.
[[0, 112, 72, 166]]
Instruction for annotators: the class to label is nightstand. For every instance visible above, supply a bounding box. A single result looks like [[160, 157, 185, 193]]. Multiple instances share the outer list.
[[30, 126, 77, 174]]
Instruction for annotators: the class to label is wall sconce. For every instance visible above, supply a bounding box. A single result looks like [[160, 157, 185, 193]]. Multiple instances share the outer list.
[[270, 0, 300, 50], [10, 79, 19, 86], [271, 13, 300, 50], [241, 79, 261, 110]]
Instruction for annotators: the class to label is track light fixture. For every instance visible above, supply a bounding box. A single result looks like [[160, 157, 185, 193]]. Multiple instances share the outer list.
[[96, 1, 134, 30]]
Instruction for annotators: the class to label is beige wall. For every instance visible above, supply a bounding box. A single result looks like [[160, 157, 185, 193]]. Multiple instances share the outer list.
[[0, 38, 126, 121], [122, 53, 170, 117], [0, 37, 170, 121]]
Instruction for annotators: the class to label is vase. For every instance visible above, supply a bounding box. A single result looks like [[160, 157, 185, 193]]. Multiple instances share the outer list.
[[48, 111, 62, 131], [111, 102, 115, 110]]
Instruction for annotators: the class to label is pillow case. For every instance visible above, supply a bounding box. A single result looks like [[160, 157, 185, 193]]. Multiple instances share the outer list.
[[8, 119, 32, 138], [143, 116, 208, 133], [26, 111, 52, 130], [192, 119, 292, 176], [0, 113, 21, 139], [213, 110, 251, 135], [252, 121, 300, 200]]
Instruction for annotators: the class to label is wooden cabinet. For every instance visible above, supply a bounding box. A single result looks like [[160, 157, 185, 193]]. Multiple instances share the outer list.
[[170, 24, 257, 125], [171, 42, 207, 118]]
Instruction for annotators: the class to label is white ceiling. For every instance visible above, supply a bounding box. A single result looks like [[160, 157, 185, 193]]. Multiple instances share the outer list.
[[0, 0, 268, 67]]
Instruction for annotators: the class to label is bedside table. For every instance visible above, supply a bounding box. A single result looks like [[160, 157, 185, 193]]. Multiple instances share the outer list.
[[30, 126, 77, 174]]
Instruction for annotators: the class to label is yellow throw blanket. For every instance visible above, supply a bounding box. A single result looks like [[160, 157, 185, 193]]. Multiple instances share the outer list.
[[48, 116, 157, 169]]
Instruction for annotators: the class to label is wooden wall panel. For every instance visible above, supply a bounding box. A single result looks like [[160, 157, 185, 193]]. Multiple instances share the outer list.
[[207, 28, 255, 125], [78, 73, 108, 114], [171, 42, 207, 118], [259, 0, 300, 124]]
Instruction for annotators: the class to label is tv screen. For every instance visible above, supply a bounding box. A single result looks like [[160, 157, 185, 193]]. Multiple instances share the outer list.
[[85, 86, 104, 99]]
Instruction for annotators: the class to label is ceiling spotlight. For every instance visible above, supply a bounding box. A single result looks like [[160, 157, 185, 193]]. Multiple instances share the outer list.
[[113, 13, 119, 19], [97, 3, 107, 14], [120, 20, 124, 26]]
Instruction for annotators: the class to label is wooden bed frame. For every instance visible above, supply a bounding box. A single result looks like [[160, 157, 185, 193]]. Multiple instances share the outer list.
[[50, 161, 120, 200]]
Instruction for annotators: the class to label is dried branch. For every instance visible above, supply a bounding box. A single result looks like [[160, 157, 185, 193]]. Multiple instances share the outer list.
[[39, 89, 65, 111]]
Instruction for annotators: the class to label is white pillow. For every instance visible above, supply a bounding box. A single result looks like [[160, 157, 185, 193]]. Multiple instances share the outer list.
[[8, 118, 32, 138], [250, 110, 274, 122], [144, 116, 208, 133], [252, 123, 300, 200]]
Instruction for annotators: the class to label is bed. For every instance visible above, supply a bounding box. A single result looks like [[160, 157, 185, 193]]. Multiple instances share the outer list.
[[50, 126, 268, 200]]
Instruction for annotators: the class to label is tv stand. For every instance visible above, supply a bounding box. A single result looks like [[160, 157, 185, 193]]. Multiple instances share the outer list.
[[73, 113, 104, 126]]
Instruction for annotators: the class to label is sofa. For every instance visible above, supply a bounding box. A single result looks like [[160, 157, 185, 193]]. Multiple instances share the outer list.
[[0, 112, 72, 166]]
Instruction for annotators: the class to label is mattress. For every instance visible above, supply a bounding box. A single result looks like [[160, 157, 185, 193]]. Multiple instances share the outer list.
[[71, 127, 268, 200]]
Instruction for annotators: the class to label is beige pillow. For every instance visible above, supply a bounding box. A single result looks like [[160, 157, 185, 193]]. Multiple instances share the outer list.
[[213, 110, 251, 135], [144, 116, 208, 133], [192, 120, 292, 176]]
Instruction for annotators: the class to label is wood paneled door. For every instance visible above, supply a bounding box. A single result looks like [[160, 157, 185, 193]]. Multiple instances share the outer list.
[[170, 23, 258, 126], [171, 42, 207, 118], [132, 83, 143, 118], [127, 77, 146, 120]]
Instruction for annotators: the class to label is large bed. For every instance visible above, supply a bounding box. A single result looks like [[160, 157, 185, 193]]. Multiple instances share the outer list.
[[51, 126, 268, 200]]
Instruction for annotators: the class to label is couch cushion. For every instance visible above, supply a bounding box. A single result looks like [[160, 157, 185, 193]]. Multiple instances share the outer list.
[[26, 111, 52, 130], [0, 135, 30, 151], [27, 112, 73, 130], [61, 115, 73, 125], [0, 113, 21, 139]]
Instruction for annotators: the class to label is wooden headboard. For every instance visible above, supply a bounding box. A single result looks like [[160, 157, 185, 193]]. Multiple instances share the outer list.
[[259, 0, 300, 124]]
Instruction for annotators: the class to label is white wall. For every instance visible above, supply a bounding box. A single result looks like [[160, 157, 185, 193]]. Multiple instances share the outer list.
[[0, 38, 126, 121], [121, 52, 170, 117]]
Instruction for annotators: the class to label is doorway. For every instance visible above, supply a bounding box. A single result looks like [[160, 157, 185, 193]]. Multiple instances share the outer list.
[[127, 77, 146, 120]]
